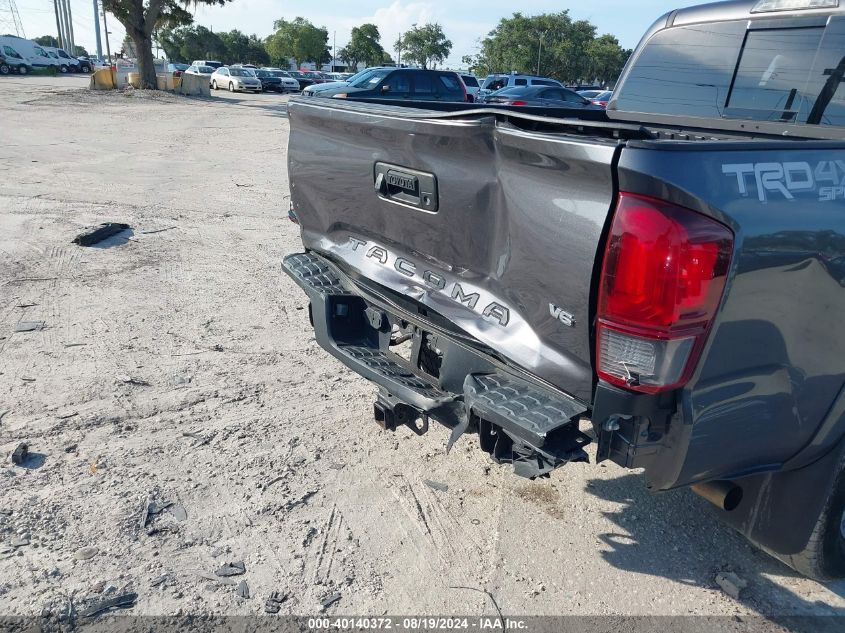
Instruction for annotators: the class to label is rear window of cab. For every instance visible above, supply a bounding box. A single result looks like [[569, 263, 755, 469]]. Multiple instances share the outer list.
[[615, 17, 845, 128]]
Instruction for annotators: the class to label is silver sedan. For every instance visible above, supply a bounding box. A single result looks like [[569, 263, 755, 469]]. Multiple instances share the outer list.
[[210, 67, 262, 93]]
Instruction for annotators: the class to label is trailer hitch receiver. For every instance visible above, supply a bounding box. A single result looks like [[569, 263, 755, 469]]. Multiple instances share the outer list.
[[373, 396, 429, 436]]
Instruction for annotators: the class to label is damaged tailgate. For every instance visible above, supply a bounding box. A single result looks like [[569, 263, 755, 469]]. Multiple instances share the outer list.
[[287, 98, 623, 404]]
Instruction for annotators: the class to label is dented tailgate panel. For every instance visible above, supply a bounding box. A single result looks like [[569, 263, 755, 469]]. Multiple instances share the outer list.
[[287, 100, 620, 403]]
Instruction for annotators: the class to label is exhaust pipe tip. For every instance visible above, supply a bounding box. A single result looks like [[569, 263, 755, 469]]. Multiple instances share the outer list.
[[691, 480, 743, 512]]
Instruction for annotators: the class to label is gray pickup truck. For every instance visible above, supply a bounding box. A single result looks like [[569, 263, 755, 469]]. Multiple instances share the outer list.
[[283, 0, 845, 580]]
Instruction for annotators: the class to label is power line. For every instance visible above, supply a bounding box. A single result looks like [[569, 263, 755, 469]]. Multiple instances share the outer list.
[[0, 0, 26, 37]]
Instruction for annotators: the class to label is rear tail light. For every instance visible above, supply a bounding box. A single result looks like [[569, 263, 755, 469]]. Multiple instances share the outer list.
[[510, 100, 528, 106], [596, 193, 733, 393]]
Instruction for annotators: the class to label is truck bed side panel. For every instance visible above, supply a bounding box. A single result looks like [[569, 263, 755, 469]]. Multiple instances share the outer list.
[[288, 100, 619, 402], [618, 142, 845, 486]]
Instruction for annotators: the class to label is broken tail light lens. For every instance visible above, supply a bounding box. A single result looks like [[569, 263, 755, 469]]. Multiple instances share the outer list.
[[596, 193, 733, 393]]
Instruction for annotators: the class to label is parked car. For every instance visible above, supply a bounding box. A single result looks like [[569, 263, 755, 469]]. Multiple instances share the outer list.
[[210, 67, 262, 93], [283, 0, 845, 582], [0, 36, 59, 72], [0, 50, 32, 75], [460, 74, 480, 102], [192, 59, 223, 69], [478, 73, 563, 100], [301, 67, 392, 96], [483, 85, 597, 108], [590, 90, 613, 108], [185, 64, 215, 83], [568, 84, 602, 93], [303, 71, 330, 84], [43, 46, 90, 72], [259, 68, 301, 92], [287, 70, 318, 90], [254, 69, 286, 92], [577, 89, 603, 99], [301, 67, 467, 102], [78, 55, 108, 70], [167, 63, 189, 77]]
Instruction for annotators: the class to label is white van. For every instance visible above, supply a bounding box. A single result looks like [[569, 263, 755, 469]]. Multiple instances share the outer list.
[[0, 36, 59, 71], [44, 46, 90, 73]]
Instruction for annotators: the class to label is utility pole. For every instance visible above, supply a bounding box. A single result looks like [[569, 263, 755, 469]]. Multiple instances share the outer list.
[[59, 0, 72, 51], [66, 0, 75, 51], [102, 6, 112, 65], [1, 0, 26, 37], [53, 0, 64, 48], [537, 30, 548, 76], [332, 30, 336, 72], [93, 0, 102, 58]]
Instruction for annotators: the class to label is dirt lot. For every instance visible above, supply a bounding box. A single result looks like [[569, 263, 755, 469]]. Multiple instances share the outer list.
[[1, 75, 844, 627]]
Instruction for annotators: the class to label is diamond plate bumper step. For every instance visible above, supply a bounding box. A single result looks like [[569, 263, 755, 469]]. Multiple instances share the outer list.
[[282, 252, 452, 411], [464, 373, 590, 476]]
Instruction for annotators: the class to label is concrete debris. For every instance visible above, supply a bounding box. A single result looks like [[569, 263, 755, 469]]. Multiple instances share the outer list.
[[215, 561, 246, 577], [117, 375, 151, 387], [168, 504, 188, 522], [73, 223, 131, 247], [11, 443, 29, 465], [264, 591, 286, 614], [424, 479, 449, 492], [14, 321, 45, 333], [321, 592, 342, 609], [236, 580, 250, 599], [79, 592, 137, 618], [715, 571, 748, 599], [74, 546, 99, 561]]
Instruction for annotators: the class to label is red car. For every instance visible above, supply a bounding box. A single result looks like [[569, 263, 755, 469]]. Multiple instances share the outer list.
[[590, 90, 612, 108]]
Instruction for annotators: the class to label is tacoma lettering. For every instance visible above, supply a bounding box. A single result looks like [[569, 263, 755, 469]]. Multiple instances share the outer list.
[[348, 237, 510, 327]]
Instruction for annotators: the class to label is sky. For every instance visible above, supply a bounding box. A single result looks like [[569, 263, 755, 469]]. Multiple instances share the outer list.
[[10, 0, 695, 66]]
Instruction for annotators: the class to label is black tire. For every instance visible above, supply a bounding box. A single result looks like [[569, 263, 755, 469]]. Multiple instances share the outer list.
[[229, 82, 235, 92], [82, 64, 91, 73], [784, 455, 845, 580], [0, 63, 9, 75], [212, 80, 218, 90], [17, 65, 28, 75], [60, 64, 68, 74]]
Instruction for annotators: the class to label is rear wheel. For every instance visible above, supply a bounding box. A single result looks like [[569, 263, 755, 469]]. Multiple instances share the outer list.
[[229, 82, 235, 92], [17, 65, 28, 75], [786, 455, 845, 580]]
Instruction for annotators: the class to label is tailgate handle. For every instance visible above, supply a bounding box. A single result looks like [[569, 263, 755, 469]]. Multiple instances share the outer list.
[[374, 162, 438, 213]]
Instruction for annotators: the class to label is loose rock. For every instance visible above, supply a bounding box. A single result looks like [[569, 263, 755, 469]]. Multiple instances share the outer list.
[[715, 571, 748, 599], [215, 561, 246, 577], [11, 443, 29, 465], [74, 546, 99, 561]]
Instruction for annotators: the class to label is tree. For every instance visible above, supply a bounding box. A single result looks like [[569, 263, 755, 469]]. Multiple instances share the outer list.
[[586, 34, 630, 86], [159, 25, 226, 63], [102, 1, 231, 89], [73, 45, 89, 58], [473, 12, 630, 85], [218, 30, 269, 65], [393, 34, 403, 65], [265, 17, 330, 69], [34, 35, 59, 48], [400, 23, 451, 69], [338, 23, 384, 70]]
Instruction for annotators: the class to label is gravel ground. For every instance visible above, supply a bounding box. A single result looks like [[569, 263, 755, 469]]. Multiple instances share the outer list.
[[1, 76, 844, 628]]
